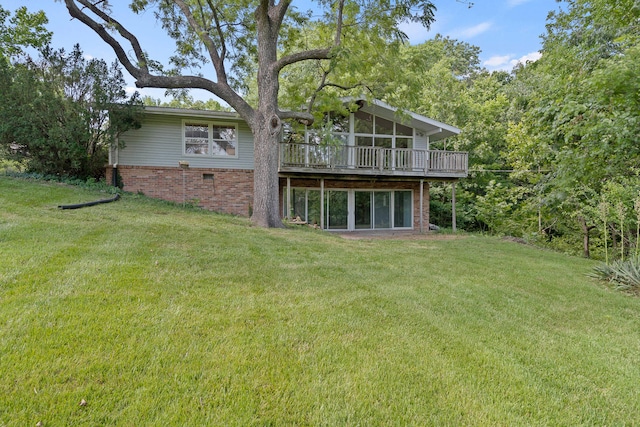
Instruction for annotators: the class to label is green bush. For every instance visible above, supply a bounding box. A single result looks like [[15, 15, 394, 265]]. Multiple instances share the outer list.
[[0, 158, 25, 174], [590, 257, 640, 293]]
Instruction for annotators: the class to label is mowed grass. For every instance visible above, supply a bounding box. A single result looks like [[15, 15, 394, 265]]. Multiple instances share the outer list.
[[1, 177, 639, 426]]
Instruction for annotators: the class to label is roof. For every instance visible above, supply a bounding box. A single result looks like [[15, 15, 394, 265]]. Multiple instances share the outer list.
[[142, 106, 241, 120], [141, 100, 461, 141], [343, 97, 461, 141]]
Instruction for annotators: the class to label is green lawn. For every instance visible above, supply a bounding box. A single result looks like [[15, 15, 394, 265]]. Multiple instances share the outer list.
[[1, 176, 639, 425]]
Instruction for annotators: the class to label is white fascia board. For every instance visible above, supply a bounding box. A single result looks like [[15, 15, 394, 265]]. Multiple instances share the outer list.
[[143, 106, 242, 121]]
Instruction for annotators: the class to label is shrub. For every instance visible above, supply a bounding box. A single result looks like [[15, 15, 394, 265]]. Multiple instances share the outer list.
[[590, 257, 640, 293]]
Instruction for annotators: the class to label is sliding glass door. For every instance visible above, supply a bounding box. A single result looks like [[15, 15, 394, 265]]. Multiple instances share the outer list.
[[354, 190, 410, 230], [287, 188, 413, 231]]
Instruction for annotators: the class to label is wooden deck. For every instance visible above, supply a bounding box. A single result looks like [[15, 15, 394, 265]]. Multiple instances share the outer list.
[[279, 143, 468, 178]]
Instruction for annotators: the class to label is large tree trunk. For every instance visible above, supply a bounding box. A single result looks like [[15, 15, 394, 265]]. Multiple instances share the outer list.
[[251, 113, 283, 228], [251, 3, 284, 228]]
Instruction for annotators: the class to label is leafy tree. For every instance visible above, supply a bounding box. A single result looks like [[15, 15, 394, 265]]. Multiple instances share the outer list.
[[61, 0, 437, 227], [0, 6, 51, 62], [0, 45, 143, 178], [496, 0, 640, 256]]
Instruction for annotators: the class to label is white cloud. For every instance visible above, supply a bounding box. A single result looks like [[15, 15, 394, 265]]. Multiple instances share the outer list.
[[484, 55, 512, 68], [451, 21, 492, 39], [483, 51, 542, 71], [125, 86, 137, 94], [507, 51, 542, 69], [83, 54, 94, 61]]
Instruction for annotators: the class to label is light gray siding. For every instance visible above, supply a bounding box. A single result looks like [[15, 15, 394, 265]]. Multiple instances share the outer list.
[[117, 114, 255, 170], [414, 133, 428, 151]]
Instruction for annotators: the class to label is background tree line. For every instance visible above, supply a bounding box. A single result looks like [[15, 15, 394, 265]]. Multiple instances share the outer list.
[[275, 0, 639, 260], [1, 0, 638, 259], [0, 6, 142, 180]]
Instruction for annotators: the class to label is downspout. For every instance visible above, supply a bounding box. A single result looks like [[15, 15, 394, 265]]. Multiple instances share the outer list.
[[420, 179, 424, 233], [112, 140, 119, 188]]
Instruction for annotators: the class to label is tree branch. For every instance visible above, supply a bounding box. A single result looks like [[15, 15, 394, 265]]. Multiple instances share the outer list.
[[205, 0, 228, 63], [306, 63, 373, 113], [278, 109, 314, 126], [273, 48, 332, 73], [173, 0, 228, 84], [272, 0, 292, 28], [63, 0, 254, 122], [334, 0, 346, 45], [64, 0, 148, 76]]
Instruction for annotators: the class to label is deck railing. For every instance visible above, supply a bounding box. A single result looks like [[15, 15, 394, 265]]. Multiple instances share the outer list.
[[279, 143, 468, 176]]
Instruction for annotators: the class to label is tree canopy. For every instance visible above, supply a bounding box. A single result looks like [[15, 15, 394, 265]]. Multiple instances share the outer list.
[[0, 45, 143, 178], [0, 5, 51, 61]]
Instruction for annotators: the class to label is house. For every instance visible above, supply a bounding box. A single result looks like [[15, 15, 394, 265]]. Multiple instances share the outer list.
[[107, 99, 467, 231]]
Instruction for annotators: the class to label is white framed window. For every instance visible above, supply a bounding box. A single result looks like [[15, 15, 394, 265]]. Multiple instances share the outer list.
[[183, 120, 238, 157], [353, 111, 414, 149]]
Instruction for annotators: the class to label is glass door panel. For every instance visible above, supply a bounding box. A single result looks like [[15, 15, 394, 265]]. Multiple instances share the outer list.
[[374, 192, 391, 229], [292, 189, 306, 219], [307, 190, 321, 226], [355, 191, 372, 229], [394, 191, 412, 228], [325, 190, 348, 230]]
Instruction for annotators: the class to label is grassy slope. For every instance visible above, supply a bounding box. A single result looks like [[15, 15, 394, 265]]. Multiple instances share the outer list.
[[1, 177, 639, 425]]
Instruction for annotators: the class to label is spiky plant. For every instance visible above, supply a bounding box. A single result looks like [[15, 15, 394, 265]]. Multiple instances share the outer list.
[[599, 199, 610, 265], [590, 257, 640, 293]]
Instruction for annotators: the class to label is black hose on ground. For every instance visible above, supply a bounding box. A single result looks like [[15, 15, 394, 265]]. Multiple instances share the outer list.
[[58, 193, 120, 210]]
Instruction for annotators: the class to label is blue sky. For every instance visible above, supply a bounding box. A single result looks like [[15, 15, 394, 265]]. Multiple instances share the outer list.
[[5, 0, 562, 100]]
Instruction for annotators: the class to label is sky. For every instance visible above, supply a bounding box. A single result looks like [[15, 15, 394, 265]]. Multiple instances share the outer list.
[[3, 0, 563, 102]]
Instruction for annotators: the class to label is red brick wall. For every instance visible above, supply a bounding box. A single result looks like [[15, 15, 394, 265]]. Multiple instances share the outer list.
[[108, 166, 254, 217]]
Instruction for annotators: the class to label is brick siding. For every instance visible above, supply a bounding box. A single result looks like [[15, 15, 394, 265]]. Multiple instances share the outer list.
[[108, 166, 254, 217]]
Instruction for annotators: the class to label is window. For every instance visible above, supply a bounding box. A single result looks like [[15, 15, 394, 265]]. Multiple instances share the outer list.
[[353, 114, 414, 149], [212, 125, 237, 156], [185, 123, 209, 155], [183, 121, 238, 157]]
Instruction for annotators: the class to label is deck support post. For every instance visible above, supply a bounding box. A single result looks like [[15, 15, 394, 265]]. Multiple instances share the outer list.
[[451, 181, 457, 232], [286, 177, 291, 219], [420, 179, 424, 233], [320, 178, 325, 230]]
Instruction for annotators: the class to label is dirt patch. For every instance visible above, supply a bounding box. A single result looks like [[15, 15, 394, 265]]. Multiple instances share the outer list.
[[501, 236, 528, 245]]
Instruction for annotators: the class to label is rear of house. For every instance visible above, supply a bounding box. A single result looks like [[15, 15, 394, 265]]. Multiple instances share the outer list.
[[108, 100, 467, 231]]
